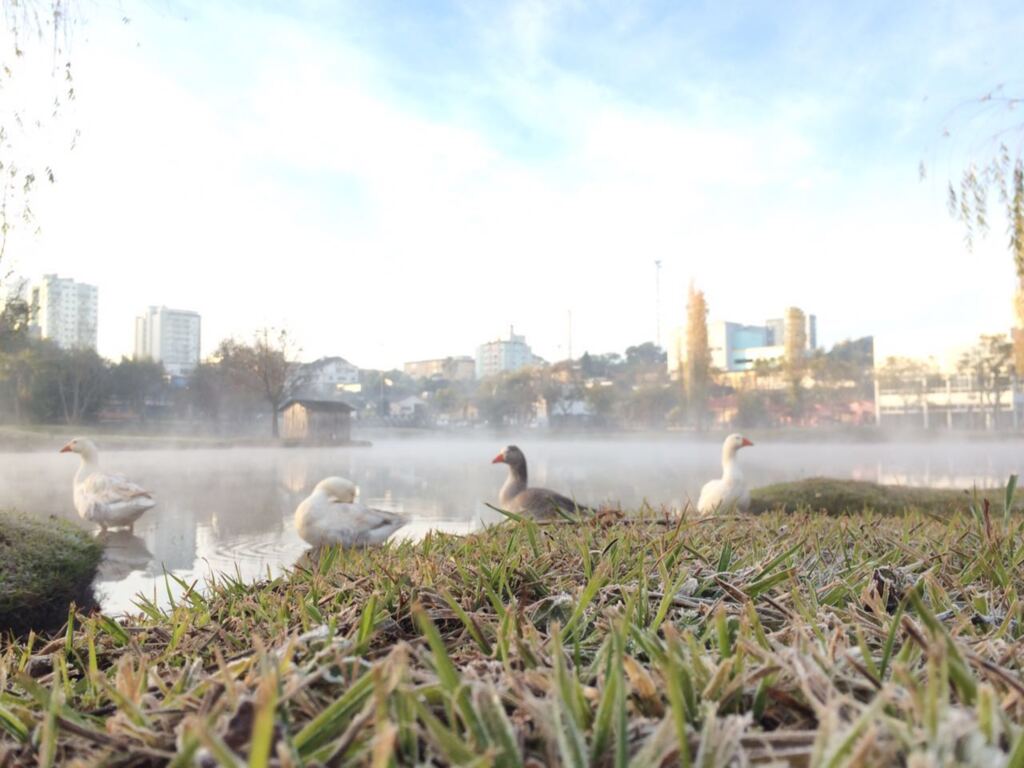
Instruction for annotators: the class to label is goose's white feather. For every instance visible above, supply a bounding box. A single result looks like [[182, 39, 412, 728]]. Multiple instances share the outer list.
[[62, 438, 155, 529], [697, 434, 753, 516], [295, 477, 406, 547]]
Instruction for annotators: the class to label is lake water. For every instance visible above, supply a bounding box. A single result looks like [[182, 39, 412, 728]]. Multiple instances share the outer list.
[[1, 434, 1020, 615]]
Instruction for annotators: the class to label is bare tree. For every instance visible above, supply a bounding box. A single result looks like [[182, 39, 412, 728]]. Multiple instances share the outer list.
[[877, 356, 931, 415], [216, 328, 306, 438], [52, 347, 109, 424], [958, 334, 1014, 428]]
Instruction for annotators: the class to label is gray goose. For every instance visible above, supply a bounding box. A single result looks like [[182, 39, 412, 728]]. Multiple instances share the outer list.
[[491, 445, 591, 520]]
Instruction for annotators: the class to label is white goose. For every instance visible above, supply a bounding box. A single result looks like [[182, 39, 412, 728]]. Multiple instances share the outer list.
[[697, 434, 754, 515], [60, 438, 156, 531], [294, 477, 407, 548]]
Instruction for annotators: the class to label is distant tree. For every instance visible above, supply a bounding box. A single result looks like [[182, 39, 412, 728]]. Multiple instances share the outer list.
[[684, 282, 711, 429], [0, 291, 30, 349], [621, 384, 675, 428], [579, 351, 622, 379], [215, 329, 306, 438], [0, 290, 32, 419], [751, 357, 780, 384], [579, 352, 594, 377], [877, 356, 931, 389], [360, 369, 412, 418], [583, 382, 617, 427], [534, 363, 582, 425], [807, 337, 875, 400], [475, 377, 513, 427], [958, 334, 1014, 428], [34, 346, 111, 425], [877, 356, 932, 415], [110, 357, 166, 421], [499, 370, 538, 425], [624, 342, 666, 369], [431, 385, 468, 423], [184, 362, 226, 423], [0, 344, 39, 421], [5, 343, 111, 424], [476, 370, 538, 426], [735, 390, 775, 429]]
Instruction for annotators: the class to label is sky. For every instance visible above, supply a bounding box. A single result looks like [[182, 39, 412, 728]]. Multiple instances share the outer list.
[[4, 0, 1024, 369]]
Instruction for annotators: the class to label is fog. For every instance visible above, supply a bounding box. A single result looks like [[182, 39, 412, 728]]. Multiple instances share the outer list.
[[2, 435, 1020, 614]]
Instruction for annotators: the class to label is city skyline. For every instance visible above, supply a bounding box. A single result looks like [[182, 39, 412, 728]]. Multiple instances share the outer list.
[[4, 2, 1023, 368], [7, 267, 996, 373]]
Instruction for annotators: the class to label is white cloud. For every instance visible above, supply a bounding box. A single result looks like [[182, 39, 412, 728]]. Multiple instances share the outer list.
[[7, 0, 1021, 370]]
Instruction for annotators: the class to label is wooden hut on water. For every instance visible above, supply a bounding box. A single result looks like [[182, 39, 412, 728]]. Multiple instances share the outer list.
[[278, 398, 354, 444]]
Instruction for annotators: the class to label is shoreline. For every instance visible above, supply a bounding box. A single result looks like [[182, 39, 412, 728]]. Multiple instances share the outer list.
[[4, 422, 1024, 453]]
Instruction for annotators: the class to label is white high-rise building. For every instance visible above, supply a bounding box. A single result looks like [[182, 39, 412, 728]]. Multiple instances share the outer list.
[[134, 306, 201, 376], [476, 326, 541, 379], [29, 274, 99, 350]]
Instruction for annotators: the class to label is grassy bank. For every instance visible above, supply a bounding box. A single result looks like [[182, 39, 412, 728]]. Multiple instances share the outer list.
[[1, 508, 1023, 766], [748, 477, 976, 516], [0, 512, 102, 636]]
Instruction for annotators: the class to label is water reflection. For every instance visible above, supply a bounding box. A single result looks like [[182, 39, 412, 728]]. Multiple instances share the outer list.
[[1, 437, 1020, 615], [94, 531, 152, 581]]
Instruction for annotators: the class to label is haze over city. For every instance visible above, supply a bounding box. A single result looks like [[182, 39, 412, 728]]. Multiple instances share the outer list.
[[6, 0, 1022, 368]]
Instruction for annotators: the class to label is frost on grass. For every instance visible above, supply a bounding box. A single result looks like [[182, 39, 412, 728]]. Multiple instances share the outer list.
[[1, 508, 1023, 766]]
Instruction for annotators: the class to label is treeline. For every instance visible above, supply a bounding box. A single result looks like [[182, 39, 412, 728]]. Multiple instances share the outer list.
[[0, 300, 300, 435]]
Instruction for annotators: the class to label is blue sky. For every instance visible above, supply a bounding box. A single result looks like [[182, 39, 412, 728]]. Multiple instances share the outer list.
[[9, 0, 1024, 367]]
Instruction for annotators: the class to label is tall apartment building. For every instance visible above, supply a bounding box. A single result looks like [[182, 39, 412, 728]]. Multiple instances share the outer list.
[[476, 327, 541, 379], [29, 274, 99, 350], [709, 308, 818, 372], [134, 306, 201, 376], [670, 307, 819, 376]]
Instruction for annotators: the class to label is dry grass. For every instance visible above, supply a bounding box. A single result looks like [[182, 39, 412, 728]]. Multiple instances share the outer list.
[[1, 498, 1023, 766]]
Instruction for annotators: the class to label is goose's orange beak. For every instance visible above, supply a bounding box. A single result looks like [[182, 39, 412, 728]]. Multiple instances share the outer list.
[[741, 438, 754, 447], [491, 453, 505, 464], [59, 443, 72, 453]]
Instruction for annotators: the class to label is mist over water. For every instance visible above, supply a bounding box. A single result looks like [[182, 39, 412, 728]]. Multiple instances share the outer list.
[[1, 434, 1020, 614]]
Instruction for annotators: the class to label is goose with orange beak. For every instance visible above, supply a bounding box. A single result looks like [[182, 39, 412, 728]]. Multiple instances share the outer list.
[[60, 437, 156, 532], [697, 434, 754, 515], [491, 445, 591, 521]]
